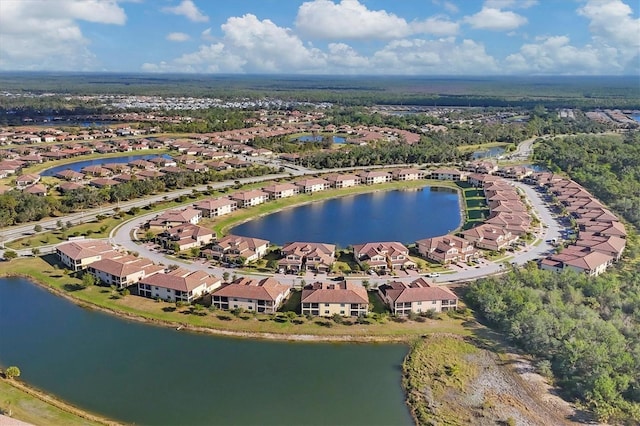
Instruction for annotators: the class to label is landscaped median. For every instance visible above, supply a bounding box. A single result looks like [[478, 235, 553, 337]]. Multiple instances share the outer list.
[[1, 255, 473, 342]]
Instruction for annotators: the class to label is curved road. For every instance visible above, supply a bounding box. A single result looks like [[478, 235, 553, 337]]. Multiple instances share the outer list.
[[110, 178, 564, 287]]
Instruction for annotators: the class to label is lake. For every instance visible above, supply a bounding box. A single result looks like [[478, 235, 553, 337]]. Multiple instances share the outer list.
[[297, 135, 346, 144], [231, 186, 461, 247], [0, 277, 412, 426], [472, 146, 505, 159], [41, 154, 172, 177]]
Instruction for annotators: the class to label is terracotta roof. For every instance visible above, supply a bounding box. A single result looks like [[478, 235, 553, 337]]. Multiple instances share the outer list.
[[301, 281, 368, 304], [56, 239, 115, 260], [380, 278, 457, 303], [212, 277, 289, 301], [140, 268, 220, 292]]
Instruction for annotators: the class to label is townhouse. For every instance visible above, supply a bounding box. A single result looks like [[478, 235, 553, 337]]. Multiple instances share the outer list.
[[193, 198, 238, 218], [262, 182, 299, 200], [87, 254, 164, 289], [428, 168, 467, 181], [278, 242, 336, 273], [460, 224, 516, 252], [209, 234, 269, 264], [378, 278, 458, 315], [301, 281, 369, 317], [325, 173, 360, 189], [416, 235, 480, 264], [295, 178, 330, 193], [158, 224, 215, 252], [211, 277, 290, 313], [230, 189, 270, 208], [56, 239, 118, 271], [147, 208, 202, 230], [358, 170, 392, 185], [352, 241, 415, 271], [138, 268, 221, 303], [392, 168, 425, 181]]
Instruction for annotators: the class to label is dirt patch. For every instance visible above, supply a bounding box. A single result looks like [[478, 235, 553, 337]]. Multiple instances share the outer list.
[[403, 335, 599, 426]]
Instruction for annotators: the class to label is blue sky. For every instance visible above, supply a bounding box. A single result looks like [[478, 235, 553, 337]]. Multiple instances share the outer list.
[[1, 0, 638, 75]]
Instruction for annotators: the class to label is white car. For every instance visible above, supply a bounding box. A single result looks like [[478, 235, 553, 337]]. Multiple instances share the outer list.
[[427, 272, 440, 278]]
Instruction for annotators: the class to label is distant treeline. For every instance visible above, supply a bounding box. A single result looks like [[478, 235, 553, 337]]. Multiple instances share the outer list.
[[1, 72, 639, 109]]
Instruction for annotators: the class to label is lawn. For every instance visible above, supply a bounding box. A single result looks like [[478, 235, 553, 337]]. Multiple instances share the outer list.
[[0, 379, 110, 426], [0, 255, 473, 340], [465, 198, 487, 209]]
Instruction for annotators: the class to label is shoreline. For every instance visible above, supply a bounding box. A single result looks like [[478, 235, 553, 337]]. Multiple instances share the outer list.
[[0, 377, 122, 426], [1, 272, 416, 344]]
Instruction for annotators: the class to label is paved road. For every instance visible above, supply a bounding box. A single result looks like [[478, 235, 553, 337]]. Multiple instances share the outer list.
[[109, 177, 566, 287]]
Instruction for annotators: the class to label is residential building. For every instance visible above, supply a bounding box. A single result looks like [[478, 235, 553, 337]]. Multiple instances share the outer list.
[[301, 281, 369, 317], [416, 235, 480, 264], [428, 168, 467, 181], [392, 168, 424, 181], [87, 255, 163, 289], [295, 178, 330, 193], [378, 278, 458, 315], [138, 268, 221, 303], [262, 182, 299, 200], [325, 173, 360, 188], [211, 277, 290, 313], [209, 234, 269, 264], [352, 241, 415, 271], [193, 198, 238, 218], [159, 224, 215, 252], [278, 242, 336, 273], [460, 225, 516, 251], [56, 239, 117, 271], [358, 170, 391, 185], [147, 208, 202, 230], [230, 189, 269, 208]]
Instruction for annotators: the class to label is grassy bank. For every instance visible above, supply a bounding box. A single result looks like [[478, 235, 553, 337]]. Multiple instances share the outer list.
[[0, 378, 118, 426], [1, 256, 471, 341]]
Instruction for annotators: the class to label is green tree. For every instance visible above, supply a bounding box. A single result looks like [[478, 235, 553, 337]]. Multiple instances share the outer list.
[[222, 271, 230, 282], [34, 224, 42, 232], [3, 250, 17, 261], [4, 366, 20, 380], [81, 273, 96, 288]]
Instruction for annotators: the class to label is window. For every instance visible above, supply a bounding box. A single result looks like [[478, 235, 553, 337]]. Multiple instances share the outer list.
[[340, 303, 345, 307], [324, 310, 329, 314], [417, 301, 422, 305], [340, 311, 345, 315], [325, 303, 330, 307]]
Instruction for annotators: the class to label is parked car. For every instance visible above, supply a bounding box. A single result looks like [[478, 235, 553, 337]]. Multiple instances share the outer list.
[[427, 272, 440, 278]]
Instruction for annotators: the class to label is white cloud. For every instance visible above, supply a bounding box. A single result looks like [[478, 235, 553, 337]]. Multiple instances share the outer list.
[[326, 43, 370, 69], [295, 0, 459, 39], [505, 35, 618, 74], [464, 7, 527, 31], [578, 0, 640, 53], [145, 14, 326, 74], [162, 0, 208, 23], [411, 17, 460, 37], [166, 32, 190, 42], [0, 0, 126, 70], [295, 0, 410, 39], [371, 38, 499, 74], [201, 27, 215, 41]]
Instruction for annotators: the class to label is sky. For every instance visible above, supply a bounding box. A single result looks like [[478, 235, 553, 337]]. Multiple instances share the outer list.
[[0, 0, 638, 75]]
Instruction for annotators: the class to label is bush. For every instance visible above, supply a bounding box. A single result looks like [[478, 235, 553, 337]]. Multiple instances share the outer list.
[[4, 366, 20, 379]]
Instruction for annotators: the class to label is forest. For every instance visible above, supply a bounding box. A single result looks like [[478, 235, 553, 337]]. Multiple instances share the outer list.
[[1, 73, 639, 109], [467, 131, 640, 423]]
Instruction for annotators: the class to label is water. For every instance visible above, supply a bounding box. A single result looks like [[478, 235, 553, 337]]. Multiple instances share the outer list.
[[632, 115, 640, 123], [471, 146, 505, 159], [297, 135, 346, 144], [231, 186, 461, 246], [0, 277, 412, 426], [40, 154, 172, 177]]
